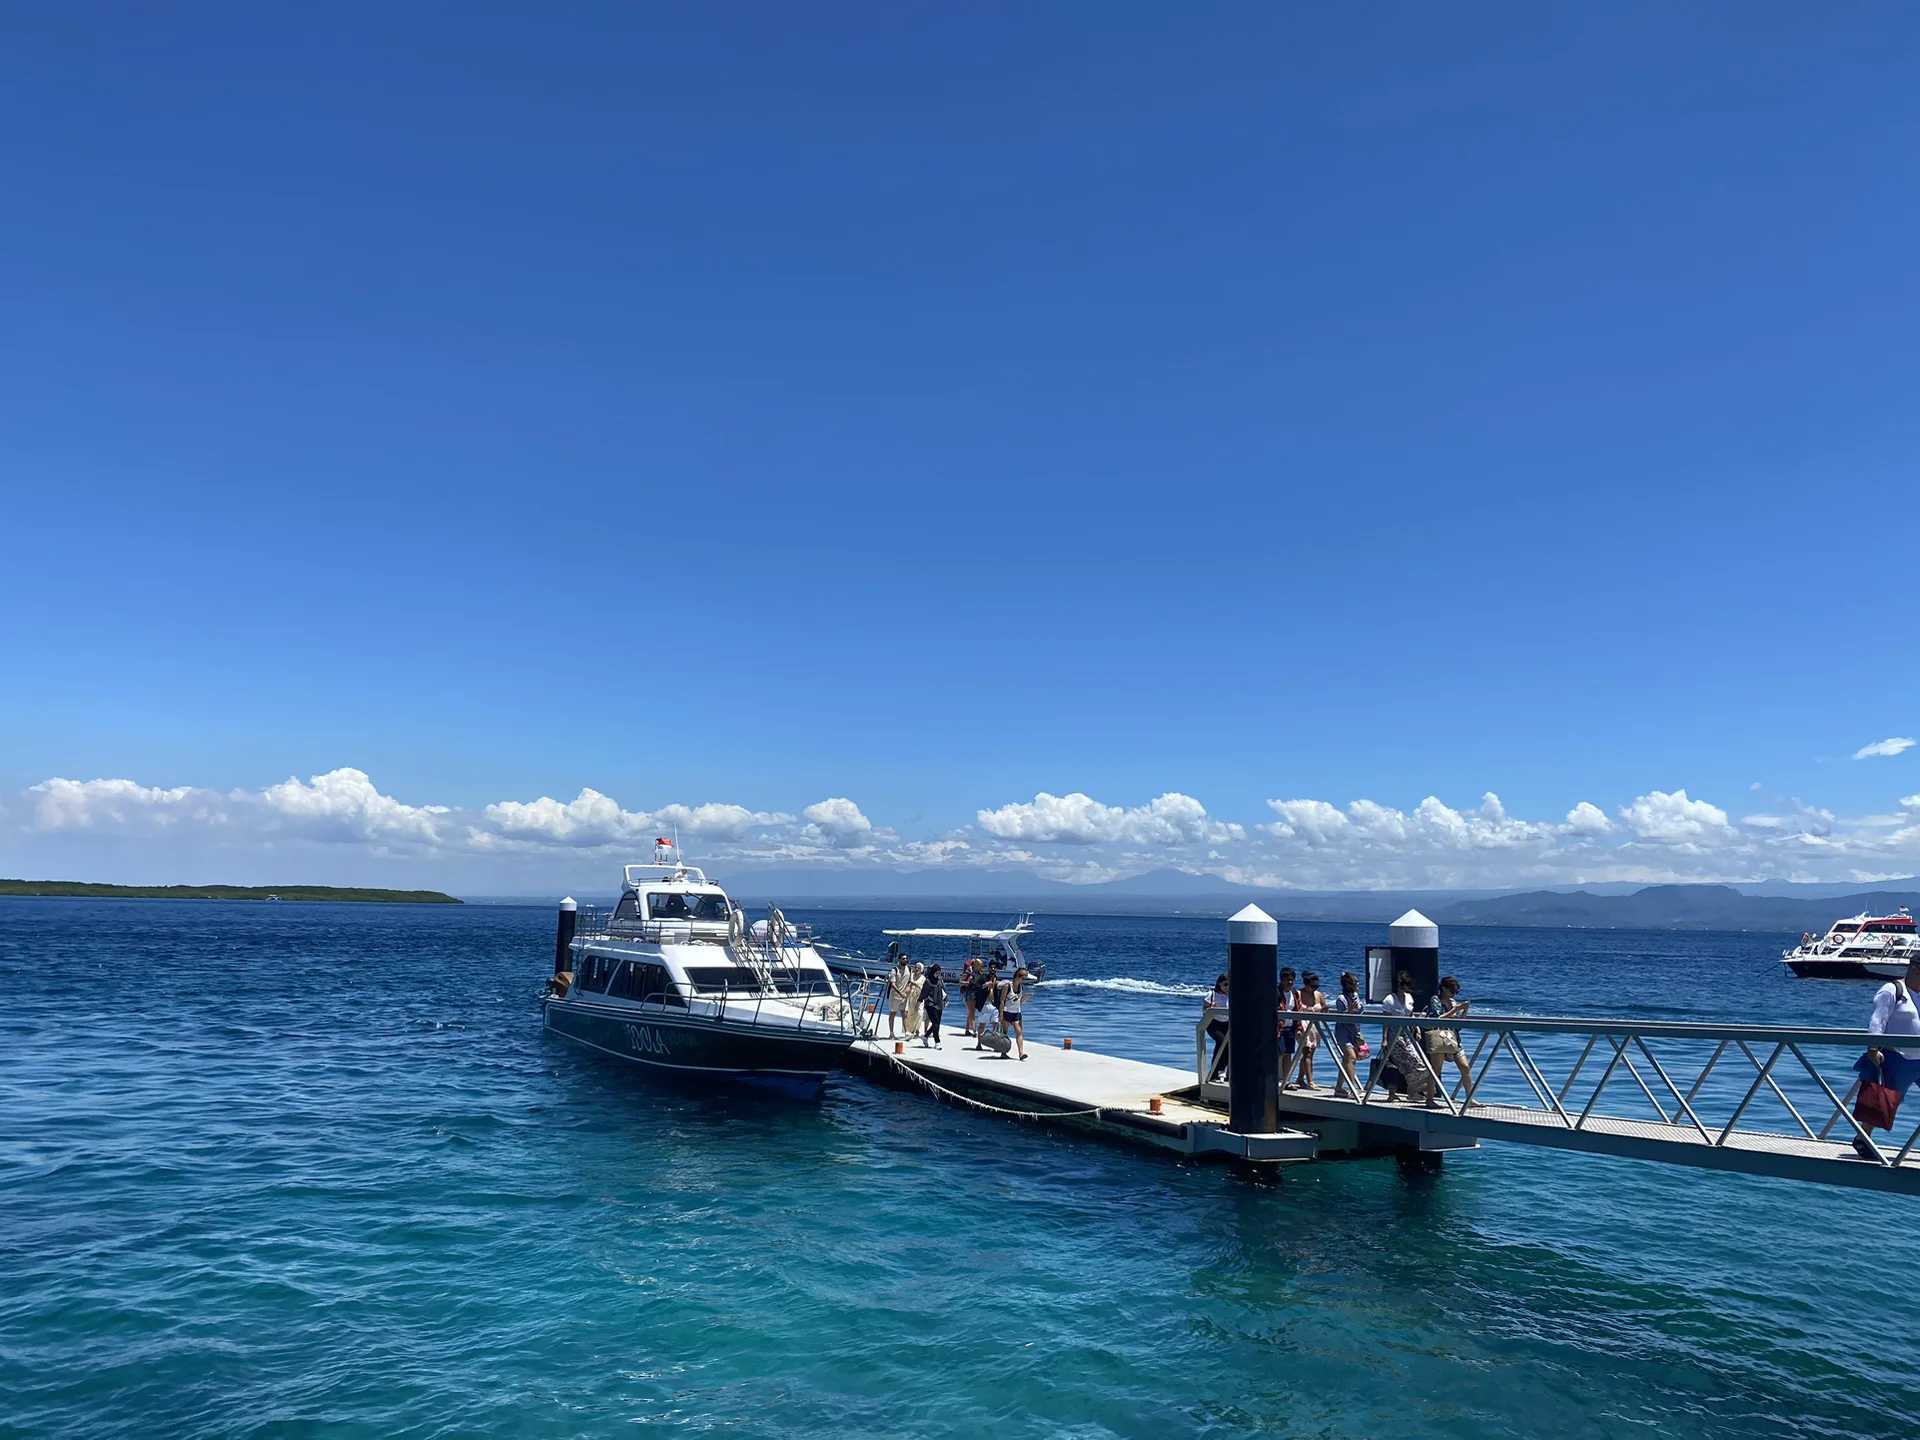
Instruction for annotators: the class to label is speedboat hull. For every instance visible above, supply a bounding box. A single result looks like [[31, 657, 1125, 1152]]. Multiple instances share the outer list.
[[543, 997, 854, 1096], [1784, 956, 1911, 981]]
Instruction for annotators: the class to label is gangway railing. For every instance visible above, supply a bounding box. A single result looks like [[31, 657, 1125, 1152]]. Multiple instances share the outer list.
[[1196, 1009, 1920, 1191]]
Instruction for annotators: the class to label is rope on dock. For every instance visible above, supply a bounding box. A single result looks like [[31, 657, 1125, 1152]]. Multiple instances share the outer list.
[[876, 1047, 1136, 1121]]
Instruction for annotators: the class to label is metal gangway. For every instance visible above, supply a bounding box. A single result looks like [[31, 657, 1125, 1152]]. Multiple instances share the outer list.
[[1196, 1009, 1920, 1195]]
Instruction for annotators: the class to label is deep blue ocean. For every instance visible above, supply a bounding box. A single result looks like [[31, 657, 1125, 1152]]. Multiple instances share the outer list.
[[1, 897, 1908, 1438]]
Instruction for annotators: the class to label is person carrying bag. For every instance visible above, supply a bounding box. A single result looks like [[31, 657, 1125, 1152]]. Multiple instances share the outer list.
[[1850, 960, 1920, 1160]]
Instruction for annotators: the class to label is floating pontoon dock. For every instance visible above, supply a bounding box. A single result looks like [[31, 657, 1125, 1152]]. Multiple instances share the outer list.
[[843, 906, 1920, 1196], [848, 1034, 1316, 1164]]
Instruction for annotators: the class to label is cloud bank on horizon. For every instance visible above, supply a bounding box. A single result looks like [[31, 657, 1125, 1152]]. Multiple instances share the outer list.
[[12, 760, 1920, 892]]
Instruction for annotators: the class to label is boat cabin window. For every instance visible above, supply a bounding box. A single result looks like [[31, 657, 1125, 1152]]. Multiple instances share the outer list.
[[646, 891, 732, 923], [612, 894, 639, 924], [682, 964, 770, 995], [608, 960, 684, 1006], [578, 954, 613, 993]]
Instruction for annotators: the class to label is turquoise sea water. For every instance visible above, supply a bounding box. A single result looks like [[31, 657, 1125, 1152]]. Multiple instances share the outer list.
[[1, 898, 1908, 1438]]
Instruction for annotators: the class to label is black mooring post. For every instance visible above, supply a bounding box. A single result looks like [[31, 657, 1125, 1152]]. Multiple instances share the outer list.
[[554, 896, 578, 975], [1227, 904, 1278, 1135], [1388, 908, 1440, 1011]]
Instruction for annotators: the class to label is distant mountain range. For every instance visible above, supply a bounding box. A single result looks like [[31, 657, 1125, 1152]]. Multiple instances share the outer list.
[[1433, 884, 1920, 932], [710, 864, 1920, 934]]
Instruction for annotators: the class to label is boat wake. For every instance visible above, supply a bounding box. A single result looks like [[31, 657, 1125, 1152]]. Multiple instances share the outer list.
[[1040, 976, 1209, 999]]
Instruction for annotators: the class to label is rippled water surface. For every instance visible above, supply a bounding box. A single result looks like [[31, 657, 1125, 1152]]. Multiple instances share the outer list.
[[1, 898, 1907, 1438]]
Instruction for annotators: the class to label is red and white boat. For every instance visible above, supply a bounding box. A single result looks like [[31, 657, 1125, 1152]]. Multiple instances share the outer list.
[[1782, 907, 1917, 980]]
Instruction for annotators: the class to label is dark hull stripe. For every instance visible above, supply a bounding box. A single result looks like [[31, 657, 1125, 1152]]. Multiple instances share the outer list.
[[548, 1021, 829, 1078], [544, 1002, 853, 1077], [1786, 959, 1906, 980]]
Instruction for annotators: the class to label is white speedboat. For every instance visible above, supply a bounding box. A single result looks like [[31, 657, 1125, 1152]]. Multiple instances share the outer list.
[[1782, 907, 1917, 980], [820, 914, 1040, 983], [542, 841, 861, 1096]]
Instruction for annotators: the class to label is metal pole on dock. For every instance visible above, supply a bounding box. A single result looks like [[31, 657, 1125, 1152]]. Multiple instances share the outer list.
[[1227, 904, 1278, 1135], [554, 896, 577, 975], [1388, 908, 1440, 1009]]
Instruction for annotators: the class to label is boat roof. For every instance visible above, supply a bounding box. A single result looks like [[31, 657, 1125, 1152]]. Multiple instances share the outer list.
[[622, 860, 717, 890]]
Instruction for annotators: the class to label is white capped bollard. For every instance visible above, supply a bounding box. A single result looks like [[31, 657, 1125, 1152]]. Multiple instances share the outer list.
[[1388, 908, 1440, 1010], [554, 896, 578, 976]]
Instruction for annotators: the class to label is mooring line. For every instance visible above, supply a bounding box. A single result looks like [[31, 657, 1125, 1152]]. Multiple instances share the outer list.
[[876, 1046, 1136, 1121]]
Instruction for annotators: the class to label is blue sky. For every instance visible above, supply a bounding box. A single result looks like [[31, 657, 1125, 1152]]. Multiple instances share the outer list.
[[4, 3, 1917, 893]]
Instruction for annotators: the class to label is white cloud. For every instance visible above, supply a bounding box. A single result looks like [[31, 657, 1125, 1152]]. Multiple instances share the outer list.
[[801, 797, 874, 845], [483, 787, 645, 846], [1265, 792, 1541, 850], [261, 767, 449, 845], [16, 764, 1920, 891], [28, 777, 219, 831], [977, 790, 1242, 846], [482, 789, 788, 847], [1564, 801, 1613, 836], [654, 802, 790, 839], [1854, 737, 1915, 760], [1617, 788, 1731, 843], [1263, 798, 1349, 844]]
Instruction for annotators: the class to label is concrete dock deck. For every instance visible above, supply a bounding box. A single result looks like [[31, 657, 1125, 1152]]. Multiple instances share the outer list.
[[849, 1032, 1317, 1164]]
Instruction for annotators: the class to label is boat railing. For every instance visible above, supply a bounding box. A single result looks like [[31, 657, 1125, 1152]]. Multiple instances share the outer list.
[[572, 908, 733, 945], [1194, 1009, 1920, 1171], [615, 979, 867, 1036]]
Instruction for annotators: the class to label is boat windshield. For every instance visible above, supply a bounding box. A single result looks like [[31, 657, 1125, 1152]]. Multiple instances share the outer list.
[[683, 965, 774, 994], [647, 892, 732, 922]]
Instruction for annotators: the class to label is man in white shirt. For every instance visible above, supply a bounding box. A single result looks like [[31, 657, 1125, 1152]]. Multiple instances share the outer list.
[[1853, 957, 1920, 1158]]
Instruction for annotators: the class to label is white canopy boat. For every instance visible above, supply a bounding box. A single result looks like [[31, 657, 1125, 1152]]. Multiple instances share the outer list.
[[1782, 907, 1918, 980]]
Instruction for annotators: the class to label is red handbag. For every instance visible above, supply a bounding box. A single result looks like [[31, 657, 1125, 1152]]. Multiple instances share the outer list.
[[1855, 1063, 1901, 1132]]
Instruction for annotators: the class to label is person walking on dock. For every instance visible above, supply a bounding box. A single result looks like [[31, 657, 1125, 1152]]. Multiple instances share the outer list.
[[1382, 971, 1437, 1106], [1851, 956, 1920, 1158], [1331, 971, 1368, 1099], [959, 956, 983, 1035], [904, 961, 925, 1040], [1296, 972, 1327, 1090], [920, 963, 947, 1049], [1003, 967, 1032, 1061], [971, 974, 1004, 1052], [1276, 967, 1301, 1091], [1203, 974, 1231, 1082], [1424, 976, 1472, 1100], [887, 953, 912, 1040]]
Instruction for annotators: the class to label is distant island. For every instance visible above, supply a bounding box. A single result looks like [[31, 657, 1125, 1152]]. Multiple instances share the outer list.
[[0, 879, 462, 904]]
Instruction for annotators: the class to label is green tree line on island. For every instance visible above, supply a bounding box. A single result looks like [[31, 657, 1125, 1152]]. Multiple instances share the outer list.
[[0, 880, 462, 904]]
